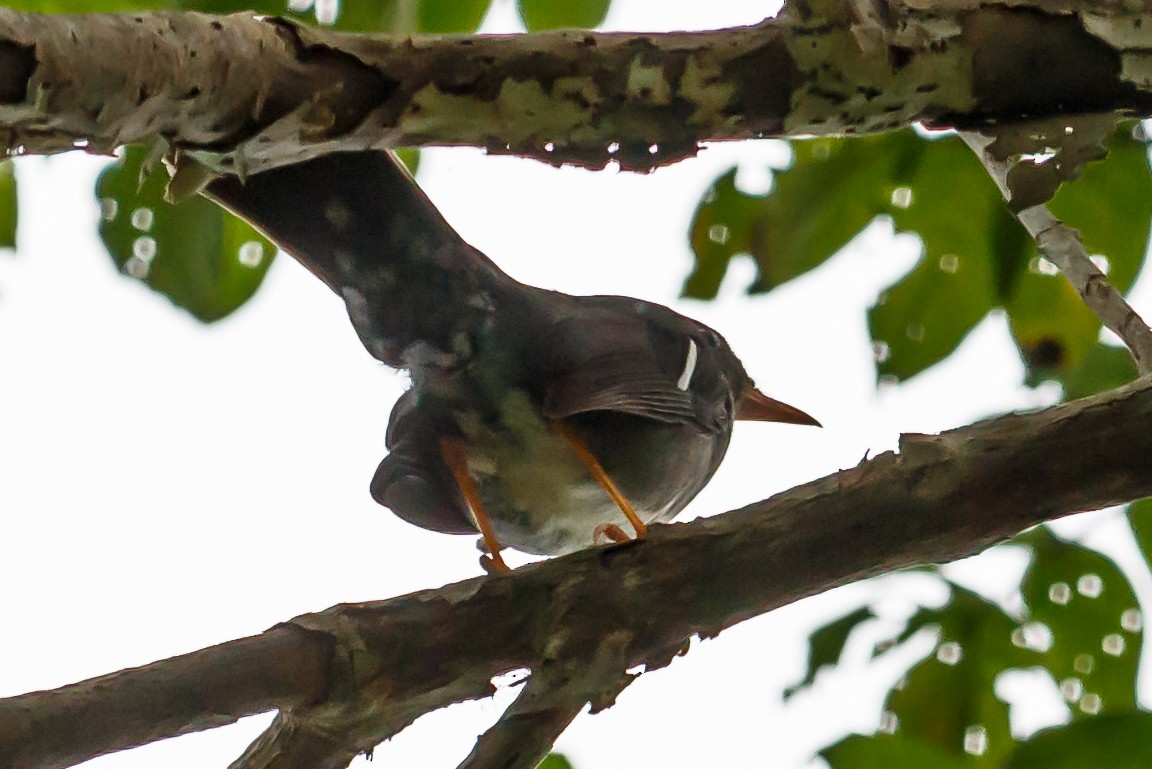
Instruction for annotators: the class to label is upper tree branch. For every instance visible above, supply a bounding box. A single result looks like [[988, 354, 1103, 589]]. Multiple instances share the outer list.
[[5, 376, 1152, 769], [2, 2, 1152, 172]]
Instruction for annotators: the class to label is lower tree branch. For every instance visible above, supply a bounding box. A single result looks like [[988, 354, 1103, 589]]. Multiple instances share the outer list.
[[0, 626, 333, 769], [5, 377, 1152, 769]]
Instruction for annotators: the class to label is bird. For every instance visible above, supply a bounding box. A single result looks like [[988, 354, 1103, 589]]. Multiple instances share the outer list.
[[204, 150, 819, 571]]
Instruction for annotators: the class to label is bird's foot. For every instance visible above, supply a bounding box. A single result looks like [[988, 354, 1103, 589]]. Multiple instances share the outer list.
[[593, 521, 647, 546], [553, 421, 650, 542], [442, 436, 513, 575], [480, 551, 511, 574]]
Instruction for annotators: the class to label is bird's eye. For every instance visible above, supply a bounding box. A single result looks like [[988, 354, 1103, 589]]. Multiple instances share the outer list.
[[701, 329, 723, 348]]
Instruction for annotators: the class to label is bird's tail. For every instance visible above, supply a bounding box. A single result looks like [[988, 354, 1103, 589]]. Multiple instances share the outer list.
[[203, 151, 512, 367]]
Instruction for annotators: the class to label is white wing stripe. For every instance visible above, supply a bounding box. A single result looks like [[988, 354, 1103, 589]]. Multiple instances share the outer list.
[[677, 339, 698, 391]]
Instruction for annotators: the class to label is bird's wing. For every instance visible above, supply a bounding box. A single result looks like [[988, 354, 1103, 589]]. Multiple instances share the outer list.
[[542, 359, 699, 423], [372, 391, 476, 534], [536, 303, 712, 427]]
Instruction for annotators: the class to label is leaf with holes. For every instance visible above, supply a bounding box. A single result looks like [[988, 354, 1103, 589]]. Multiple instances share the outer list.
[[1005, 125, 1152, 383], [1017, 528, 1142, 717], [518, 0, 609, 30], [0, 160, 15, 249], [687, 131, 1028, 382], [883, 585, 1037, 766], [685, 134, 903, 300], [784, 606, 875, 699], [1005, 712, 1152, 769], [687, 127, 1150, 388], [871, 135, 1023, 382], [685, 169, 773, 299], [867, 248, 994, 383], [97, 146, 275, 323], [822, 733, 976, 769]]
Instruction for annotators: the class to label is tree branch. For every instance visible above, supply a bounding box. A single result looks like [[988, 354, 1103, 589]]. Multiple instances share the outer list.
[[2, 3, 1152, 172], [0, 626, 333, 769], [961, 128, 1152, 375], [5, 376, 1152, 769]]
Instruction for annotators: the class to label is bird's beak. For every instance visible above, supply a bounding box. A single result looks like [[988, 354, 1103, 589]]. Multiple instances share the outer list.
[[736, 388, 822, 427]]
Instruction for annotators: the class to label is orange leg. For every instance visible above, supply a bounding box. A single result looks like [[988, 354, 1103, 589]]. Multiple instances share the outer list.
[[552, 421, 648, 540], [593, 523, 632, 545], [440, 436, 510, 573]]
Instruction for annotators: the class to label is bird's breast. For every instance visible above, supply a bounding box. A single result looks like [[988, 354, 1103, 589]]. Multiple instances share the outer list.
[[454, 389, 729, 555]]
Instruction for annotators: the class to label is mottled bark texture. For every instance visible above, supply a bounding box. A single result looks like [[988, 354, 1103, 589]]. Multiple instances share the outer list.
[[4, 377, 1152, 769], [1, 2, 1152, 172]]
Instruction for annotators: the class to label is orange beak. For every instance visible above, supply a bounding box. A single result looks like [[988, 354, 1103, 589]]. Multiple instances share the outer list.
[[736, 388, 822, 427]]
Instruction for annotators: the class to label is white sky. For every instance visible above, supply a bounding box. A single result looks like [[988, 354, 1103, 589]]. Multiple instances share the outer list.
[[0, 1, 1148, 768]]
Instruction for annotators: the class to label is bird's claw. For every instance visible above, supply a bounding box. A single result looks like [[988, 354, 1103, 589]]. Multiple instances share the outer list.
[[480, 552, 511, 574], [594, 523, 634, 545]]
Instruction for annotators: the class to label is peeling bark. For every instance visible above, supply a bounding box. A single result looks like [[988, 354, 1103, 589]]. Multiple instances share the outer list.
[[1, 3, 1152, 173]]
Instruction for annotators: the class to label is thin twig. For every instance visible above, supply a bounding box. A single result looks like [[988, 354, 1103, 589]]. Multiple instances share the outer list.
[[456, 674, 587, 769], [457, 631, 637, 769], [961, 130, 1152, 375]]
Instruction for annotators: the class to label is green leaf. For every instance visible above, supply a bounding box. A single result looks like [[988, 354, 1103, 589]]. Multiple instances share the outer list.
[[393, 147, 421, 176], [282, 0, 391, 33], [1125, 498, 1152, 587], [181, 0, 389, 31], [687, 132, 1016, 382], [686, 135, 902, 300], [884, 585, 1035, 766], [870, 135, 1021, 381], [97, 146, 276, 323], [1006, 125, 1152, 382], [1058, 343, 1137, 400], [688, 127, 1150, 388], [187, 0, 490, 35], [313, 0, 401, 33], [685, 169, 771, 299], [178, 0, 282, 16], [419, 0, 492, 33], [784, 606, 875, 699], [821, 734, 974, 769], [518, 0, 610, 30], [0, 160, 16, 249], [1005, 712, 1152, 769], [1018, 528, 1141, 716], [536, 755, 574, 769]]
